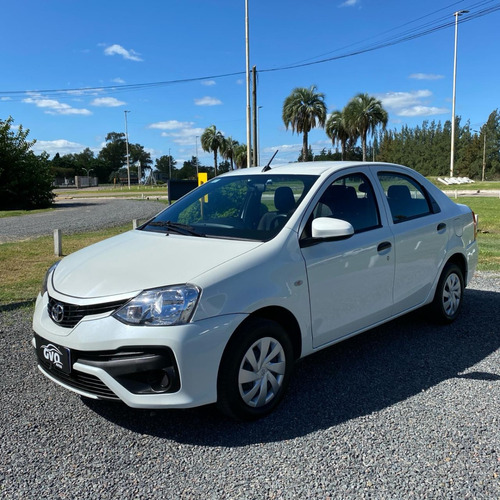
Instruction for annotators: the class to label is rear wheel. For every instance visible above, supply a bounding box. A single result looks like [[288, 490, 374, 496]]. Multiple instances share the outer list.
[[430, 263, 464, 323], [217, 318, 293, 420]]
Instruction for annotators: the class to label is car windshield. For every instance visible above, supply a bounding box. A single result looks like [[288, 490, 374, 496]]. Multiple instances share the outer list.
[[141, 174, 318, 241]]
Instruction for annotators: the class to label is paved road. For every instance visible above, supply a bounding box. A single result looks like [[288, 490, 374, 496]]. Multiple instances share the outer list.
[[0, 273, 499, 499], [0, 198, 166, 243]]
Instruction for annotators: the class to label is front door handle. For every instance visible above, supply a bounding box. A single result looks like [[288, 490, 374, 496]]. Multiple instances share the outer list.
[[377, 241, 392, 252], [437, 222, 447, 231]]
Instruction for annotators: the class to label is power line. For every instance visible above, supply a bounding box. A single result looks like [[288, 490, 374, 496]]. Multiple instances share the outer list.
[[1, 2, 499, 100]]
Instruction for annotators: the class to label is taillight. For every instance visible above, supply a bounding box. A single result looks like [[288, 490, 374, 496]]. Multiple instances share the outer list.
[[471, 210, 477, 240]]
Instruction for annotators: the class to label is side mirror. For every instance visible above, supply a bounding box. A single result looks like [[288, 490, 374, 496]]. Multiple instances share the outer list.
[[311, 217, 354, 239]]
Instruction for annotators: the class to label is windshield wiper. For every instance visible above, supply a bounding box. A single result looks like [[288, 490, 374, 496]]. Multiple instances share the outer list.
[[146, 221, 205, 237]]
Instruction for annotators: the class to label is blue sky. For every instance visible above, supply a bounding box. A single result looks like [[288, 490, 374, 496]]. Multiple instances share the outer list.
[[2, 0, 499, 167]]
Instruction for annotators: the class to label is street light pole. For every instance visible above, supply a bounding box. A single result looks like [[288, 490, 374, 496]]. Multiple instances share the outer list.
[[169, 148, 172, 180], [195, 136, 199, 176], [245, 0, 252, 168], [124, 110, 131, 189], [482, 132, 486, 182], [257, 105, 262, 166], [450, 10, 468, 178]]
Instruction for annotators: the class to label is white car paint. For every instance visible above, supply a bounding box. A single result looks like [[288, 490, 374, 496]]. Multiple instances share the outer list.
[[32, 162, 478, 416]]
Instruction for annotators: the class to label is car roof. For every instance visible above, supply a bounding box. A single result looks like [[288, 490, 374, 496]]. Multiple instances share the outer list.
[[219, 161, 406, 177]]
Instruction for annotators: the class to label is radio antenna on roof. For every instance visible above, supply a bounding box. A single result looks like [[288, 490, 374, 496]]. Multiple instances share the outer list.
[[261, 150, 278, 172]]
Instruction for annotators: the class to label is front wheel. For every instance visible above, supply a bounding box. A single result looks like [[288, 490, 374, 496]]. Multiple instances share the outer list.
[[217, 318, 293, 421], [430, 263, 464, 323]]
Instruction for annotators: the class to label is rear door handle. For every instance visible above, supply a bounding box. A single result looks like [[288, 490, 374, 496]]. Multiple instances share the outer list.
[[437, 222, 446, 231], [377, 241, 392, 252]]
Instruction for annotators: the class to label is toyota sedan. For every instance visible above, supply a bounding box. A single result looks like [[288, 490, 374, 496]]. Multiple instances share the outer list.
[[33, 162, 478, 420]]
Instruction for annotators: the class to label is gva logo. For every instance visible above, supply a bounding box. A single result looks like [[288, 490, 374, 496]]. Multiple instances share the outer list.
[[42, 343, 63, 370]]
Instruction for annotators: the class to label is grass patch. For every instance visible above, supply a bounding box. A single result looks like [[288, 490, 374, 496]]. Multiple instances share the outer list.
[[1, 197, 498, 306], [56, 184, 167, 197], [0, 207, 56, 219], [0, 224, 131, 305], [457, 197, 500, 272]]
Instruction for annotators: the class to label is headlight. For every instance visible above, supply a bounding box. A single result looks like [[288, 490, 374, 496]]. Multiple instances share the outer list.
[[113, 284, 200, 326], [41, 262, 60, 295]]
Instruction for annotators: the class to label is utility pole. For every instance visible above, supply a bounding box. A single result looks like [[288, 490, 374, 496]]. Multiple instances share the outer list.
[[252, 66, 258, 166], [245, 0, 252, 168], [450, 10, 468, 178], [124, 110, 131, 190]]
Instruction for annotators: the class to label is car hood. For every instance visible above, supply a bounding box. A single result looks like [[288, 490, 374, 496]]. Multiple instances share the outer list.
[[51, 229, 263, 299]]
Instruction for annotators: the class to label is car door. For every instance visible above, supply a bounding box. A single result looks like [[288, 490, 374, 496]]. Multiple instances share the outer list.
[[375, 170, 449, 314], [300, 172, 395, 349]]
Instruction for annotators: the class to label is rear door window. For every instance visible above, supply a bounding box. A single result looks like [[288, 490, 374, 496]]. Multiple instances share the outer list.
[[377, 172, 433, 223]]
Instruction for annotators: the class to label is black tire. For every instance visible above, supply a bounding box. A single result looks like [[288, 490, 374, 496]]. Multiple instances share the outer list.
[[430, 263, 464, 323], [217, 318, 293, 421]]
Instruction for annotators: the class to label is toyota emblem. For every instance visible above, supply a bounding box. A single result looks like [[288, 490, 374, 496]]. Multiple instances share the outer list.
[[50, 302, 65, 323]]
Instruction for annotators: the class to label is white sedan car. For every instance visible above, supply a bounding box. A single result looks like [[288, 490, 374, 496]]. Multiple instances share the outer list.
[[33, 162, 478, 420]]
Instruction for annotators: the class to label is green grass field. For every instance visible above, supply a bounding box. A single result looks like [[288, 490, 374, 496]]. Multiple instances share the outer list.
[[0, 196, 498, 306], [458, 197, 500, 272]]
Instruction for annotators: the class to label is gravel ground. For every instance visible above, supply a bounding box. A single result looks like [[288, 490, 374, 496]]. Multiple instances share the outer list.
[[0, 198, 166, 243], [0, 273, 498, 499]]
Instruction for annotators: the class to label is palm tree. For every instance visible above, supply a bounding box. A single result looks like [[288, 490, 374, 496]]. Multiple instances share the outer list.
[[200, 125, 224, 176], [344, 93, 388, 161], [220, 136, 239, 170], [326, 109, 351, 160], [282, 85, 327, 162], [234, 144, 249, 169]]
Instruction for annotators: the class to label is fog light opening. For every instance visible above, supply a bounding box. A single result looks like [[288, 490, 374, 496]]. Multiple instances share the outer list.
[[150, 367, 175, 393]]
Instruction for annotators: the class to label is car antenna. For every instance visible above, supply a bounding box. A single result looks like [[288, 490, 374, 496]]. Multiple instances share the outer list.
[[261, 150, 278, 172]]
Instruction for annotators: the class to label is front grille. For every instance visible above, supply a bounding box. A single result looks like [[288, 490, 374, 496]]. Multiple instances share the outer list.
[[47, 297, 129, 328], [38, 360, 119, 400]]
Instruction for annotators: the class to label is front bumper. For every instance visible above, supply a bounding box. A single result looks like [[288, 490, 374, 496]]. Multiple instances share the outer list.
[[33, 293, 247, 409]]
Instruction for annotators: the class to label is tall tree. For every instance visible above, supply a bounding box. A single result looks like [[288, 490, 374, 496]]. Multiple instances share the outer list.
[[282, 85, 327, 162], [97, 132, 127, 182], [220, 136, 239, 170], [155, 155, 177, 179], [482, 109, 500, 179], [326, 109, 350, 160], [0, 116, 54, 209], [201, 125, 224, 176], [234, 144, 249, 169], [344, 93, 388, 161]]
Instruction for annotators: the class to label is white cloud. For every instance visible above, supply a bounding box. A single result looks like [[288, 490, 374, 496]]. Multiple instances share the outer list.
[[1, 97, 11, 101], [201, 80, 216, 86], [91, 97, 126, 107], [149, 120, 193, 131], [379, 90, 432, 109], [398, 106, 449, 117], [23, 95, 92, 115], [377, 90, 448, 117], [33, 139, 88, 156], [194, 96, 222, 106], [409, 73, 445, 80], [161, 128, 206, 146], [149, 120, 205, 146], [63, 88, 104, 97], [104, 44, 143, 62], [339, 0, 360, 7], [112, 77, 126, 84]]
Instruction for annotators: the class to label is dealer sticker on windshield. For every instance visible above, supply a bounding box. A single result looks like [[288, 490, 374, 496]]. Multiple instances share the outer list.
[[36, 337, 72, 374]]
